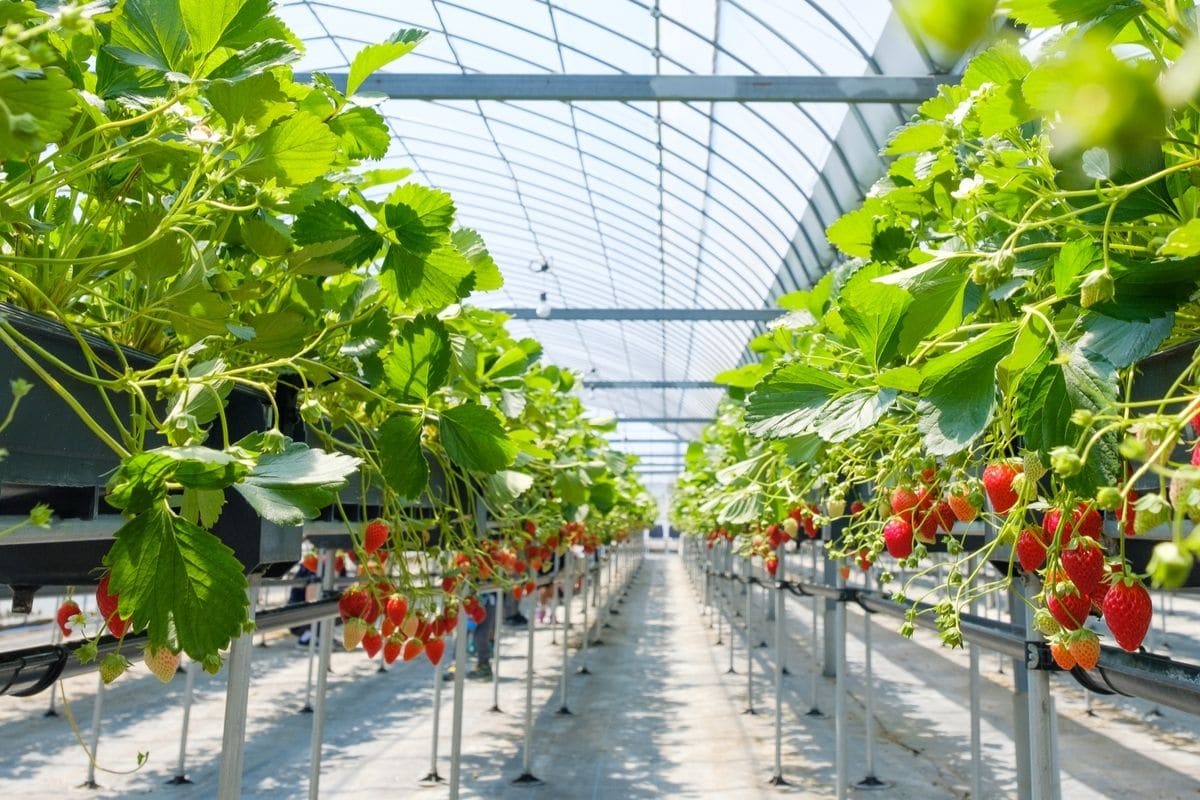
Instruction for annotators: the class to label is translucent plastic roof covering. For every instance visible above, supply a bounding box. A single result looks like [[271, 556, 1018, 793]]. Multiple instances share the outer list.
[[280, 0, 931, 474]]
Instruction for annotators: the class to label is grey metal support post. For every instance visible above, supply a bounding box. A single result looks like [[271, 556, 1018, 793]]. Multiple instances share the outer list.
[[769, 541, 788, 786], [969, 568, 983, 799], [715, 543, 725, 645], [744, 555, 755, 713], [45, 624, 60, 717], [300, 611, 317, 713], [834, 569, 848, 800], [558, 550, 574, 715], [218, 574, 260, 800], [578, 554, 592, 675], [421, 594, 446, 785], [550, 558, 560, 644], [823, 545, 838, 678], [855, 583, 888, 791], [512, 568, 542, 785], [81, 672, 105, 788], [309, 554, 337, 797], [490, 588, 503, 713], [167, 659, 197, 784], [726, 548, 737, 675], [807, 542, 825, 716], [1021, 576, 1061, 800], [1009, 586, 1031, 797], [448, 590, 469, 800]]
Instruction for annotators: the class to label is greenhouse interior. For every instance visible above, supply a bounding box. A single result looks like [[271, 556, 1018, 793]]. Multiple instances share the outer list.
[[4, 0, 1200, 798]]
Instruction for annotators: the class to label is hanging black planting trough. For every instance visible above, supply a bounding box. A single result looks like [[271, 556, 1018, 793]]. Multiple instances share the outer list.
[[0, 305, 301, 609]]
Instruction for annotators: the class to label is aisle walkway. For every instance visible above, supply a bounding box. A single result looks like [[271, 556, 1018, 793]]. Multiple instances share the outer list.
[[482, 551, 770, 799]]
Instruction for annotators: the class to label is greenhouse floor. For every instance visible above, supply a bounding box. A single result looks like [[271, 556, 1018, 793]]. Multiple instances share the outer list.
[[2, 550, 1200, 798]]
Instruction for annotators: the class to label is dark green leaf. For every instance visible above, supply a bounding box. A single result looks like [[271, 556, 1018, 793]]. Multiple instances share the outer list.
[[107, 0, 190, 75], [207, 39, 298, 81], [840, 265, 912, 368], [180, 0, 251, 54], [916, 324, 1018, 455], [377, 414, 427, 500], [385, 183, 456, 254], [293, 200, 382, 266], [381, 316, 450, 402], [589, 481, 616, 515], [0, 67, 75, 157], [875, 255, 971, 355], [438, 403, 517, 473], [106, 504, 248, 660], [744, 364, 849, 439], [1074, 311, 1172, 369], [1005, 0, 1140, 26], [381, 242, 476, 310], [207, 71, 293, 126]]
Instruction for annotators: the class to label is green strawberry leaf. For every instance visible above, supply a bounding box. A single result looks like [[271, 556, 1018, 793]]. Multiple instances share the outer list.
[[380, 315, 450, 401], [377, 414, 428, 500], [106, 503, 249, 660], [917, 324, 1018, 455], [438, 403, 517, 473], [346, 29, 427, 96]]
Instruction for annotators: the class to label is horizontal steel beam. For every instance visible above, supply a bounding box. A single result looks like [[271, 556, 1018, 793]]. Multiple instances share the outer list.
[[619, 417, 711, 424], [303, 73, 946, 103], [500, 307, 783, 321], [586, 380, 722, 389]]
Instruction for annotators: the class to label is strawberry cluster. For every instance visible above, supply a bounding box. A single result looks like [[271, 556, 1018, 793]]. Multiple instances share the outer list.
[[881, 473, 977, 559]]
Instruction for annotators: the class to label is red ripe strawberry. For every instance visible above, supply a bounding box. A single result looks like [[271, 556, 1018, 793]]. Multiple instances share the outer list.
[[1061, 540, 1105, 596], [513, 586, 525, 600], [914, 509, 939, 544], [343, 618, 369, 651], [469, 604, 487, 625], [524, 580, 536, 594], [383, 636, 402, 664], [442, 576, 457, 593], [1016, 528, 1047, 572], [1192, 440, 1200, 467], [363, 519, 389, 555], [932, 501, 956, 533], [301, 553, 319, 573], [338, 586, 368, 620], [1192, 411, 1200, 436], [381, 618, 396, 638], [523, 519, 537, 535], [1103, 578, 1152, 652], [1072, 505, 1102, 540], [362, 628, 383, 659], [856, 547, 873, 572], [56, 600, 81, 637], [96, 574, 127, 638], [1049, 640, 1076, 670], [920, 466, 937, 484], [334, 553, 346, 573], [838, 565, 851, 580], [425, 638, 446, 665], [890, 487, 919, 521], [401, 637, 423, 661], [143, 645, 180, 683], [883, 517, 914, 559], [982, 462, 1021, 513], [765, 555, 779, 576], [850, 501, 866, 515], [385, 594, 409, 626], [1046, 589, 1090, 631], [1068, 630, 1100, 670]]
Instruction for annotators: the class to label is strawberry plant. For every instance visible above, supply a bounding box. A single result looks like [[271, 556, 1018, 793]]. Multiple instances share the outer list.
[[675, 1, 1200, 659], [0, 0, 654, 680]]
